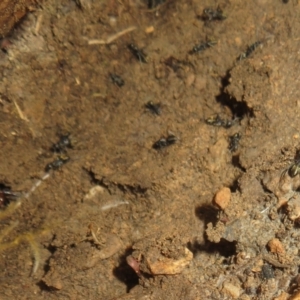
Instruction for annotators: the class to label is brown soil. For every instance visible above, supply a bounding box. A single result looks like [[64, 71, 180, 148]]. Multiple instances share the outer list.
[[0, 0, 36, 38], [1, 0, 300, 299]]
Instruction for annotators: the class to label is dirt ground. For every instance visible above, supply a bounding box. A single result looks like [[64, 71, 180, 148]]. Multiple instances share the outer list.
[[2, 0, 300, 299]]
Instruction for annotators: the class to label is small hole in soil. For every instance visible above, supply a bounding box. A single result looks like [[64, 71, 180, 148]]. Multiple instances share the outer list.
[[229, 178, 240, 193], [0, 183, 11, 190], [216, 71, 254, 119], [231, 154, 246, 172], [188, 238, 237, 258], [37, 280, 57, 292], [216, 93, 253, 119], [209, 238, 237, 257], [195, 204, 219, 226], [231, 154, 240, 167]]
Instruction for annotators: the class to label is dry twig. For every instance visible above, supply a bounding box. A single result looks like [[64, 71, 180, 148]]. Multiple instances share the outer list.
[[88, 26, 136, 45]]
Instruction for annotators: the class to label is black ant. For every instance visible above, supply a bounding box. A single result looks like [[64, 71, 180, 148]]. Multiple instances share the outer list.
[[238, 41, 262, 61], [201, 8, 226, 22], [45, 155, 70, 172], [228, 133, 241, 152], [153, 134, 177, 150], [0, 184, 20, 208], [128, 44, 148, 63], [205, 115, 237, 129], [110, 73, 124, 87], [281, 159, 300, 180], [145, 101, 161, 115], [51, 134, 73, 153], [288, 160, 300, 178], [189, 40, 216, 54]]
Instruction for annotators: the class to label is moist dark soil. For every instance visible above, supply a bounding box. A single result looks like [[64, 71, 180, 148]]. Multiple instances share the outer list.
[[1, 0, 300, 299]]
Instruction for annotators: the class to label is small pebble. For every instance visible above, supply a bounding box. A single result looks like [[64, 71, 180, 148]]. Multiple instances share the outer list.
[[146, 248, 193, 275], [289, 290, 300, 300], [267, 238, 285, 254], [222, 282, 241, 299], [145, 26, 154, 33], [213, 187, 231, 210], [261, 264, 274, 279], [272, 291, 289, 300]]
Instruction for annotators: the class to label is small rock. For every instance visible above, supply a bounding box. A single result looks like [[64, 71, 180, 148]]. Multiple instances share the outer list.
[[84, 185, 104, 201], [289, 290, 300, 300], [146, 247, 193, 275], [273, 291, 289, 300], [251, 259, 264, 272], [239, 295, 251, 300], [208, 138, 230, 173], [222, 281, 241, 299], [287, 197, 300, 221], [213, 187, 231, 210], [42, 270, 63, 290], [145, 26, 154, 33], [267, 238, 285, 254]]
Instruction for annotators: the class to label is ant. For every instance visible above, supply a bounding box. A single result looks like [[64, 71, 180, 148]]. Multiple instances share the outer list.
[[228, 133, 241, 152], [51, 134, 74, 153], [238, 41, 262, 61], [145, 101, 161, 115], [110, 73, 124, 87], [281, 159, 300, 181], [128, 44, 148, 63], [45, 155, 70, 172], [189, 40, 216, 54], [288, 160, 300, 178], [153, 134, 177, 150], [205, 115, 237, 129], [0, 184, 20, 208], [201, 7, 226, 22]]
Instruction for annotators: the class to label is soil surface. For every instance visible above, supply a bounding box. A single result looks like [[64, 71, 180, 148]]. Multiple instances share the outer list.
[[1, 0, 300, 299]]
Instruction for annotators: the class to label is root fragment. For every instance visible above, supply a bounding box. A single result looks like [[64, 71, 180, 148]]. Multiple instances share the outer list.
[[88, 26, 136, 45], [101, 200, 129, 211], [87, 223, 104, 246], [12, 99, 29, 122]]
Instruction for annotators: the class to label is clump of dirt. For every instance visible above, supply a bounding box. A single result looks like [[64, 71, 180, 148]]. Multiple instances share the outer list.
[[0, 0, 36, 38]]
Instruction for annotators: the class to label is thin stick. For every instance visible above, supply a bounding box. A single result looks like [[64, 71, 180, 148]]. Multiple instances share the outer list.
[[12, 99, 29, 122], [24, 172, 51, 199], [35, 14, 43, 35], [88, 26, 136, 45], [27, 234, 41, 276], [101, 200, 129, 211]]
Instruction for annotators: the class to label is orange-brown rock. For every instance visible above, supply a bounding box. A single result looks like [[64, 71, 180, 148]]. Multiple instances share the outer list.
[[213, 187, 231, 210], [146, 247, 193, 275], [267, 238, 285, 254]]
